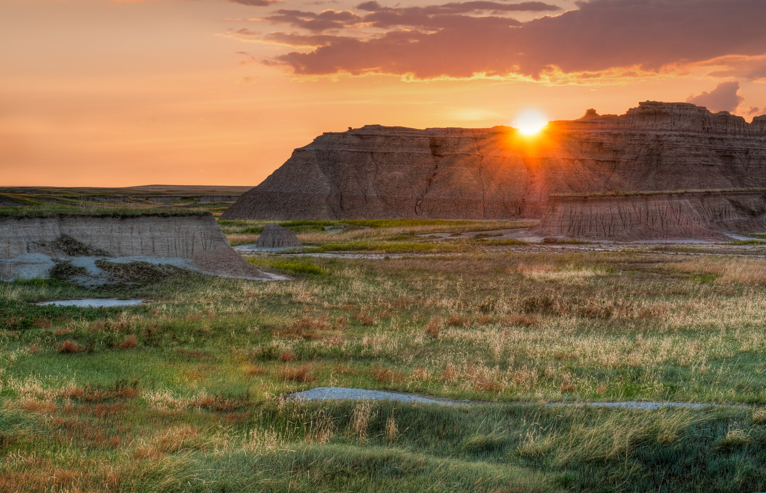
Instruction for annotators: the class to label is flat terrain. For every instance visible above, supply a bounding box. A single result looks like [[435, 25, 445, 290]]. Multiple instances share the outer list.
[[3, 217, 766, 491], [0, 186, 249, 217]]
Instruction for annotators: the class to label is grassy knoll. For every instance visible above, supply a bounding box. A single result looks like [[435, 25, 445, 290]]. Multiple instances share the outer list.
[[5, 236, 766, 490]]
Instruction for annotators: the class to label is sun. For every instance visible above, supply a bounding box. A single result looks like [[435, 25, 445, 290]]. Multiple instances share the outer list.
[[514, 109, 549, 135]]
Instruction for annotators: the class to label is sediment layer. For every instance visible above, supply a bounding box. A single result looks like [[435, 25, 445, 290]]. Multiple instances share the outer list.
[[221, 102, 766, 221], [534, 191, 766, 241], [0, 214, 267, 280]]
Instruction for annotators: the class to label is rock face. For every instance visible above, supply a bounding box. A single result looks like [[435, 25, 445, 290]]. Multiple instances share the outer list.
[[534, 191, 766, 241], [255, 223, 302, 248], [0, 214, 268, 281], [221, 102, 766, 222]]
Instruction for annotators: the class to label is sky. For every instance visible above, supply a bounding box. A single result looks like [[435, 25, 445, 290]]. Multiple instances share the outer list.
[[2, 0, 766, 187]]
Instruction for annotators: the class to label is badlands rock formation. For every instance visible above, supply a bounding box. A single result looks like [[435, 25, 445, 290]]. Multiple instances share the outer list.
[[255, 223, 302, 248], [535, 191, 766, 241], [222, 102, 766, 228], [0, 214, 268, 281]]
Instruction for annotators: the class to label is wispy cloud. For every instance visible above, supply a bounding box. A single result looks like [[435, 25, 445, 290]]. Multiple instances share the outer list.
[[227, 0, 282, 7]]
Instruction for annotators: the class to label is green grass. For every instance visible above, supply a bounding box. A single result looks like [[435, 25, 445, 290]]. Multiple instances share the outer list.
[[247, 257, 329, 276], [6, 228, 766, 490], [728, 239, 766, 245]]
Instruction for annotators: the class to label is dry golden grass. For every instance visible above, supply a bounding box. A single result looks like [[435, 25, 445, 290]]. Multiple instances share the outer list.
[[669, 257, 766, 285], [350, 401, 375, 440]]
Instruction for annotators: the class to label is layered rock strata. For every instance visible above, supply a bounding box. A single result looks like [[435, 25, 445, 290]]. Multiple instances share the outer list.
[[256, 223, 302, 248], [222, 102, 766, 223], [0, 214, 268, 281], [534, 190, 766, 241]]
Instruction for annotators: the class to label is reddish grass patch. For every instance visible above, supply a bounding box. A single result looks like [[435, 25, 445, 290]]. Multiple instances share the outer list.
[[197, 394, 250, 412], [16, 400, 56, 413], [279, 351, 296, 362], [53, 327, 73, 337], [33, 318, 52, 329], [560, 383, 577, 393], [447, 314, 470, 327], [60, 380, 139, 403], [476, 315, 494, 325], [245, 365, 265, 376], [474, 378, 501, 393], [425, 316, 442, 339], [442, 364, 458, 382], [281, 364, 316, 383], [333, 364, 351, 374], [185, 313, 202, 322], [505, 315, 538, 327], [372, 367, 406, 384], [353, 311, 375, 326], [57, 340, 81, 354], [118, 335, 138, 350]]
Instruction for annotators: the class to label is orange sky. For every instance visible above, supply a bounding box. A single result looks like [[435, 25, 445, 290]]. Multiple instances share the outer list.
[[2, 0, 765, 187]]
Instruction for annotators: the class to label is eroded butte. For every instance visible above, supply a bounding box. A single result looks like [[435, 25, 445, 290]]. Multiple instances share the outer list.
[[222, 101, 766, 240]]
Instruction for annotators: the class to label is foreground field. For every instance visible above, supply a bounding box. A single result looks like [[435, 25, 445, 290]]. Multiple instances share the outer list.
[[3, 219, 766, 491]]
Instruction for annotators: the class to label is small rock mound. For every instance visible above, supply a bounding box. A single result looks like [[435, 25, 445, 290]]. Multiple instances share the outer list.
[[256, 223, 302, 248]]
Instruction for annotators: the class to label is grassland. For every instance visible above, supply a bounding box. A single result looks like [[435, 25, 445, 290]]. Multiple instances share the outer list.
[[3, 217, 766, 491], [0, 186, 245, 217], [219, 218, 532, 250]]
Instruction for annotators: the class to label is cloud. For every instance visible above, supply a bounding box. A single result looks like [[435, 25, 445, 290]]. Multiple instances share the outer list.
[[745, 106, 765, 117], [261, 9, 363, 32], [686, 81, 745, 113], [259, 0, 766, 80], [356, 1, 559, 15], [227, 0, 282, 6], [264, 32, 342, 47], [259, 2, 554, 33], [700, 55, 766, 82]]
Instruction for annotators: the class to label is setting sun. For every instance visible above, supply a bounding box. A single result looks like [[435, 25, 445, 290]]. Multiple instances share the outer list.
[[514, 109, 549, 135]]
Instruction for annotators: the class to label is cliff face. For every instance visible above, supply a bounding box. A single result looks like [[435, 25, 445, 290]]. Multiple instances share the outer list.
[[221, 102, 766, 221], [0, 215, 230, 259], [534, 191, 766, 241], [0, 214, 267, 280]]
